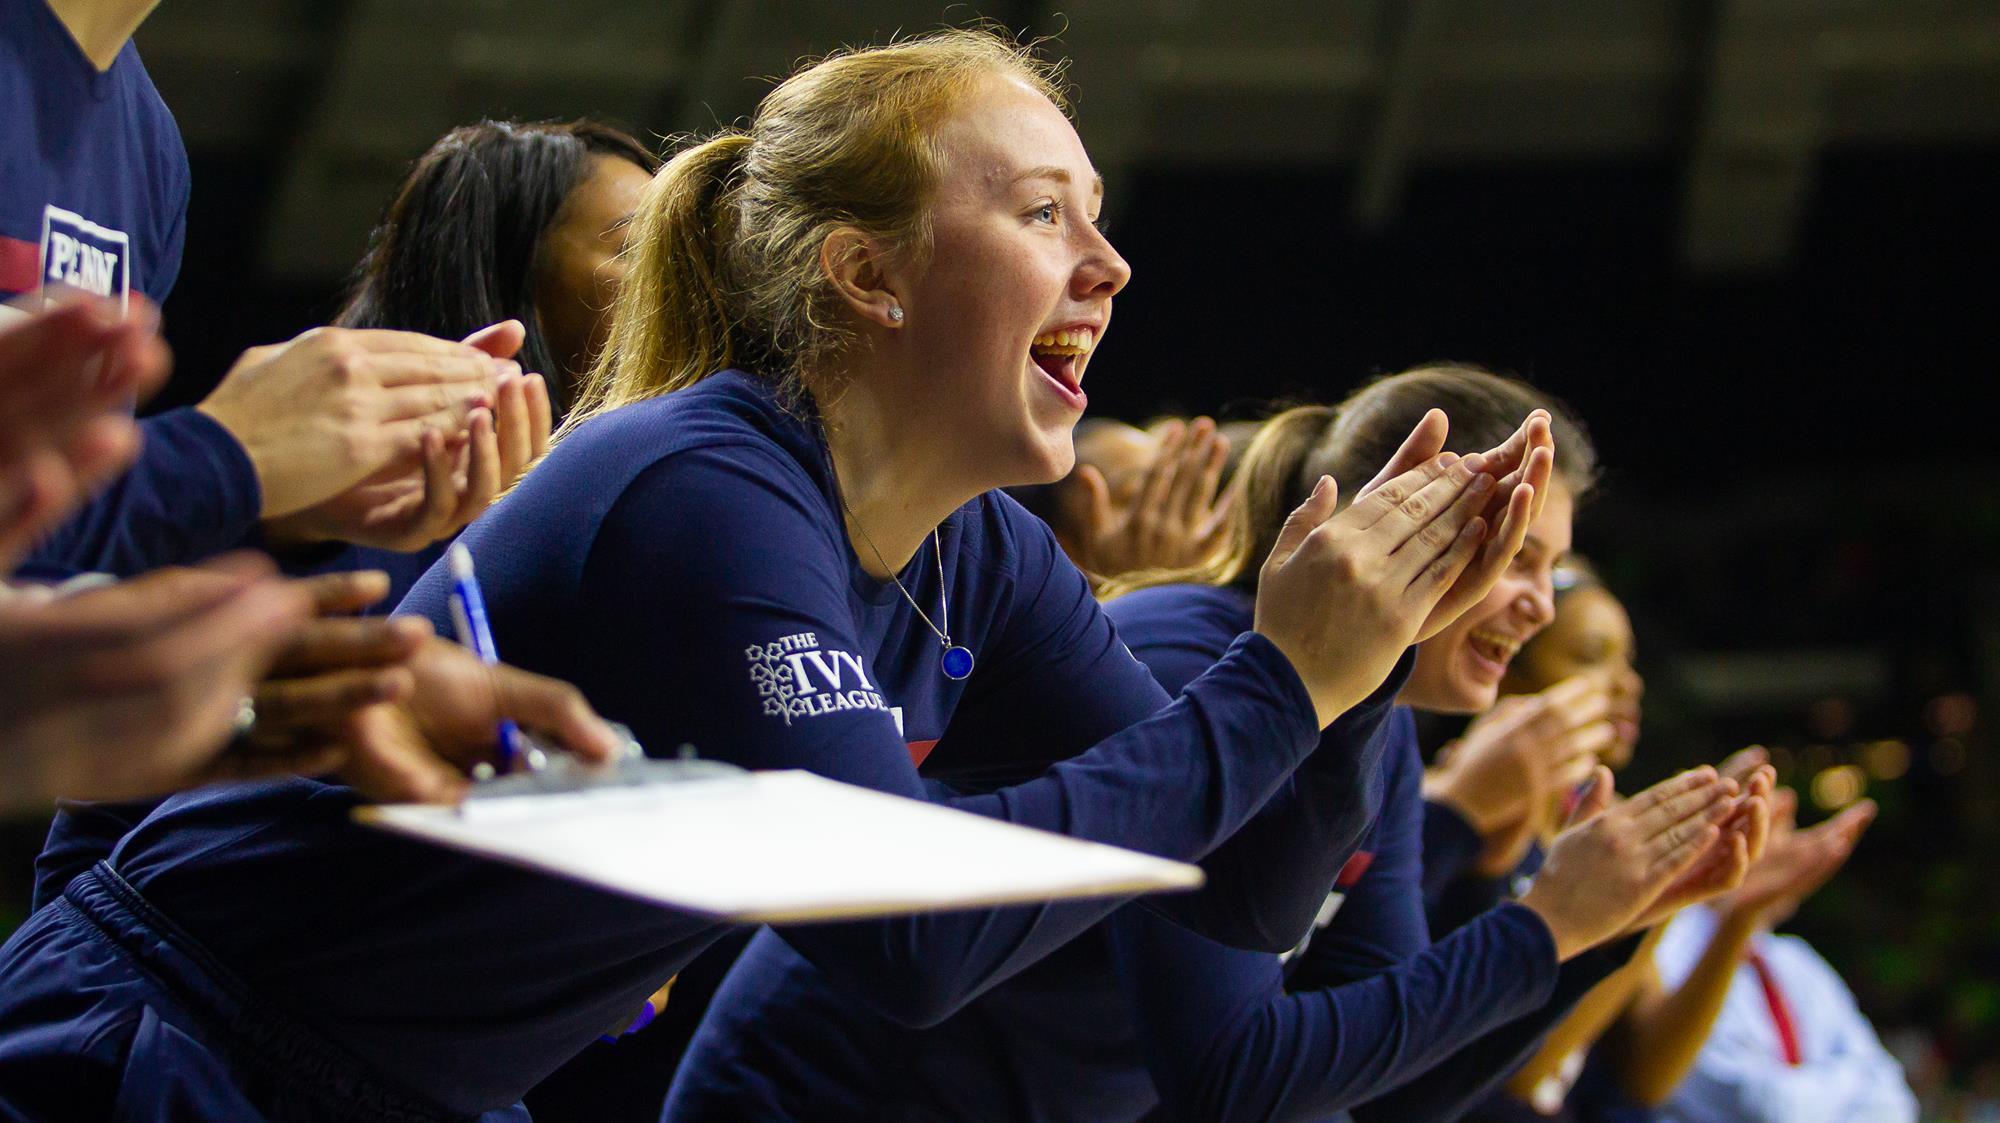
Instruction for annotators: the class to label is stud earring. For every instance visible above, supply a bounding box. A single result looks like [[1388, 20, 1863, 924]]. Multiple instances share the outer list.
[[888, 304, 905, 323]]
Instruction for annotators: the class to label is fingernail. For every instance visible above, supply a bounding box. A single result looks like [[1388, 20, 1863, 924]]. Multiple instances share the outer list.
[[492, 359, 522, 380], [1461, 452, 1486, 473], [1468, 473, 1494, 494]]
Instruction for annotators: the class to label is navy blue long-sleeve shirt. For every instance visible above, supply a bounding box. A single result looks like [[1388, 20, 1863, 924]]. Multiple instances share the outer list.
[[14, 408, 271, 914], [665, 584, 1627, 1123], [2, 0, 187, 307], [16, 406, 262, 580], [1421, 797, 1488, 908], [22, 427, 442, 915], [6, 0, 238, 584], [4, 370, 1326, 1116], [1118, 585, 1416, 954], [1113, 723, 1632, 1123], [1107, 587, 1635, 1123], [1427, 823, 1650, 1123], [664, 582, 1408, 1120]]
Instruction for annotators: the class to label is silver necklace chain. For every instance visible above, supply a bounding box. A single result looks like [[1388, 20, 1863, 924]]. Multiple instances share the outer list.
[[824, 432, 972, 680], [840, 494, 952, 651]]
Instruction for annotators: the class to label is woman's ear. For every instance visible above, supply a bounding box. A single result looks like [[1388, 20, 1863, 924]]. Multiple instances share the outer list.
[[820, 228, 905, 329]]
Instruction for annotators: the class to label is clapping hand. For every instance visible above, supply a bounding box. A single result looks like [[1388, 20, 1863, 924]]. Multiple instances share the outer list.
[[1350, 408, 1557, 643], [1254, 441, 1499, 727], [0, 554, 311, 810], [0, 296, 171, 571], [1621, 761, 1775, 935], [1069, 416, 1232, 576], [1518, 766, 1750, 960], [1721, 786, 1874, 922], [1426, 675, 1616, 875], [258, 322, 553, 551], [197, 323, 507, 521]]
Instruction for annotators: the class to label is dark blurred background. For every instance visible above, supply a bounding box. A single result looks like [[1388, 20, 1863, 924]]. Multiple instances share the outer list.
[[5, 0, 1997, 1114]]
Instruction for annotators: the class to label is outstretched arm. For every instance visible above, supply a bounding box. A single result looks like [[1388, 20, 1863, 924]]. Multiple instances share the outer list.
[[454, 447, 1326, 1028], [1116, 587, 1416, 953], [1111, 898, 1568, 1123]]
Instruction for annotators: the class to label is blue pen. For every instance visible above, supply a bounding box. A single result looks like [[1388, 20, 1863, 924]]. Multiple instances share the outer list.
[[446, 542, 524, 773]]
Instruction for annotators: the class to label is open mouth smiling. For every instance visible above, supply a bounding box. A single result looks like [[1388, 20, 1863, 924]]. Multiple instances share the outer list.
[[1466, 626, 1523, 670], [1029, 326, 1093, 408]]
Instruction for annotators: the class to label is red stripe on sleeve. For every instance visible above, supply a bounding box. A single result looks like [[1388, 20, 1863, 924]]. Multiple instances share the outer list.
[[1335, 850, 1376, 889], [0, 236, 39, 297]]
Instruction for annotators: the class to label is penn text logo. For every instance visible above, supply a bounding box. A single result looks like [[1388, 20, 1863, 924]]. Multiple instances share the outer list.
[[39, 206, 130, 307]]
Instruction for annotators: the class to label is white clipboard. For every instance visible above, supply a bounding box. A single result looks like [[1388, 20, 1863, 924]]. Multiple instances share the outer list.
[[354, 754, 1203, 923]]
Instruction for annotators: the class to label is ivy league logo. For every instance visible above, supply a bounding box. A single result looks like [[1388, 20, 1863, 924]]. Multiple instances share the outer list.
[[746, 631, 888, 725]]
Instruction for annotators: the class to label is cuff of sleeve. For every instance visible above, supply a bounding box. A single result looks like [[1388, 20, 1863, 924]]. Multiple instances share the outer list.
[[1353, 646, 1418, 718], [1308, 645, 1418, 755], [153, 406, 263, 532], [1494, 899, 1562, 977], [1222, 630, 1322, 757]]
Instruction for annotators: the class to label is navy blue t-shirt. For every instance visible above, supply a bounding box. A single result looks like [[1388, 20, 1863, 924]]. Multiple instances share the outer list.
[[9, 370, 1323, 1116], [4, 0, 264, 584], [1, 0, 186, 305], [3, 0, 268, 924]]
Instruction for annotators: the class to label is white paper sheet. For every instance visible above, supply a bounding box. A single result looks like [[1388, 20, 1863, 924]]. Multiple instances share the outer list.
[[355, 769, 1203, 922]]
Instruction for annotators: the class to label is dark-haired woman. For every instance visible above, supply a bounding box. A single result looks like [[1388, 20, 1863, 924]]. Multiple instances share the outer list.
[[334, 119, 658, 416], [0, 34, 1546, 1121], [667, 365, 1771, 1122], [259, 119, 660, 609]]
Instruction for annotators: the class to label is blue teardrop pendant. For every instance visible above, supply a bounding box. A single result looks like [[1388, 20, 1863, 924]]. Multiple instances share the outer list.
[[941, 644, 975, 681]]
